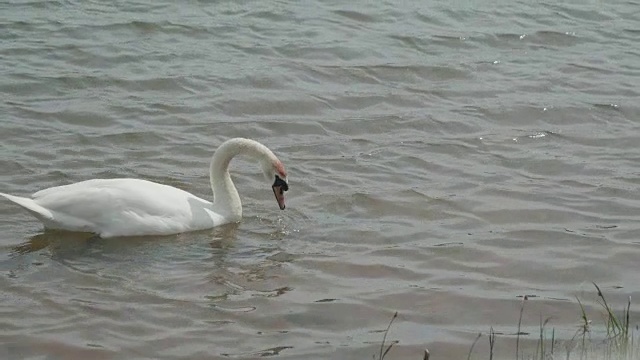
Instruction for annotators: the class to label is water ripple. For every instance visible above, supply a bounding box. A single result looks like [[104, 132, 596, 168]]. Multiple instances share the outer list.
[[1, 0, 640, 359]]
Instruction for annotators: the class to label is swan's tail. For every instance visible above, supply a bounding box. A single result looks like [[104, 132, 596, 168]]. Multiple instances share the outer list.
[[0, 192, 54, 221]]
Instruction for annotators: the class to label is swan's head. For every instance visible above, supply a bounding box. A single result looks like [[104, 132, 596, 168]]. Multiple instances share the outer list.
[[262, 159, 288, 210]]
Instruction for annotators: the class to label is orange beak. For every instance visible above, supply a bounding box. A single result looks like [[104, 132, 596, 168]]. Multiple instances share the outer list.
[[272, 175, 288, 210], [272, 185, 286, 210]]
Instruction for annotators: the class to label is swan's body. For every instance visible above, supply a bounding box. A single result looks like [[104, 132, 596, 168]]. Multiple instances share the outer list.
[[0, 138, 288, 238]]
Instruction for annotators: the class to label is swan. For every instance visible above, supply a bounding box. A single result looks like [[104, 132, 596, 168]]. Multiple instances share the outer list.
[[0, 138, 289, 238]]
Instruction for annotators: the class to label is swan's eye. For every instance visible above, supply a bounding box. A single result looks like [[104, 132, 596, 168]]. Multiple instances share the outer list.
[[273, 175, 288, 192]]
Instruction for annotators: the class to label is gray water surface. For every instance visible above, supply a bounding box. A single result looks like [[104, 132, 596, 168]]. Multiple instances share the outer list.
[[1, 1, 640, 359]]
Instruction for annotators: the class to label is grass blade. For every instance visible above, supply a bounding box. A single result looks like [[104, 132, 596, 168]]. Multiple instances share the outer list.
[[378, 311, 398, 360]]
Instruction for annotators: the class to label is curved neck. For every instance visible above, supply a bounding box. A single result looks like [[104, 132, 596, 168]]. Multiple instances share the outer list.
[[209, 138, 277, 218]]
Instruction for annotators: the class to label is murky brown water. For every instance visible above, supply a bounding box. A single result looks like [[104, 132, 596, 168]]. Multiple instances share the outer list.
[[2, 1, 640, 359]]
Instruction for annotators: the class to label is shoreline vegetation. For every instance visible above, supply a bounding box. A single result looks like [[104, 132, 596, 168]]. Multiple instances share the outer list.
[[376, 283, 637, 360]]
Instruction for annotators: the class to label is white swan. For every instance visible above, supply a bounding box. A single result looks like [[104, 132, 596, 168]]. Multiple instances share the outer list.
[[0, 138, 289, 238]]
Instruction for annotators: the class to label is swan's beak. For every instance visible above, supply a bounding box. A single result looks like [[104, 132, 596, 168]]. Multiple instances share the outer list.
[[272, 185, 286, 210], [272, 175, 288, 210]]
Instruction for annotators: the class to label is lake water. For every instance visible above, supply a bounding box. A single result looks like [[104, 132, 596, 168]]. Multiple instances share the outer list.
[[1, 1, 640, 359]]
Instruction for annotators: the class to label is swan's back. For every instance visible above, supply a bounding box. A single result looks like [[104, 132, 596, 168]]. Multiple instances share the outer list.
[[33, 179, 198, 217]]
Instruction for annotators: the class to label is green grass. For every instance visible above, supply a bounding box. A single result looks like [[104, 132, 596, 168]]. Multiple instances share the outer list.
[[375, 283, 637, 360]]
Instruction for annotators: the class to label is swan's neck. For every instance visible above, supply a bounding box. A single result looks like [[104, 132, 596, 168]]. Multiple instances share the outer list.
[[209, 138, 277, 219]]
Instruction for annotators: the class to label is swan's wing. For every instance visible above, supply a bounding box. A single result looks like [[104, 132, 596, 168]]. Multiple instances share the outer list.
[[33, 179, 190, 216], [32, 179, 216, 236]]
